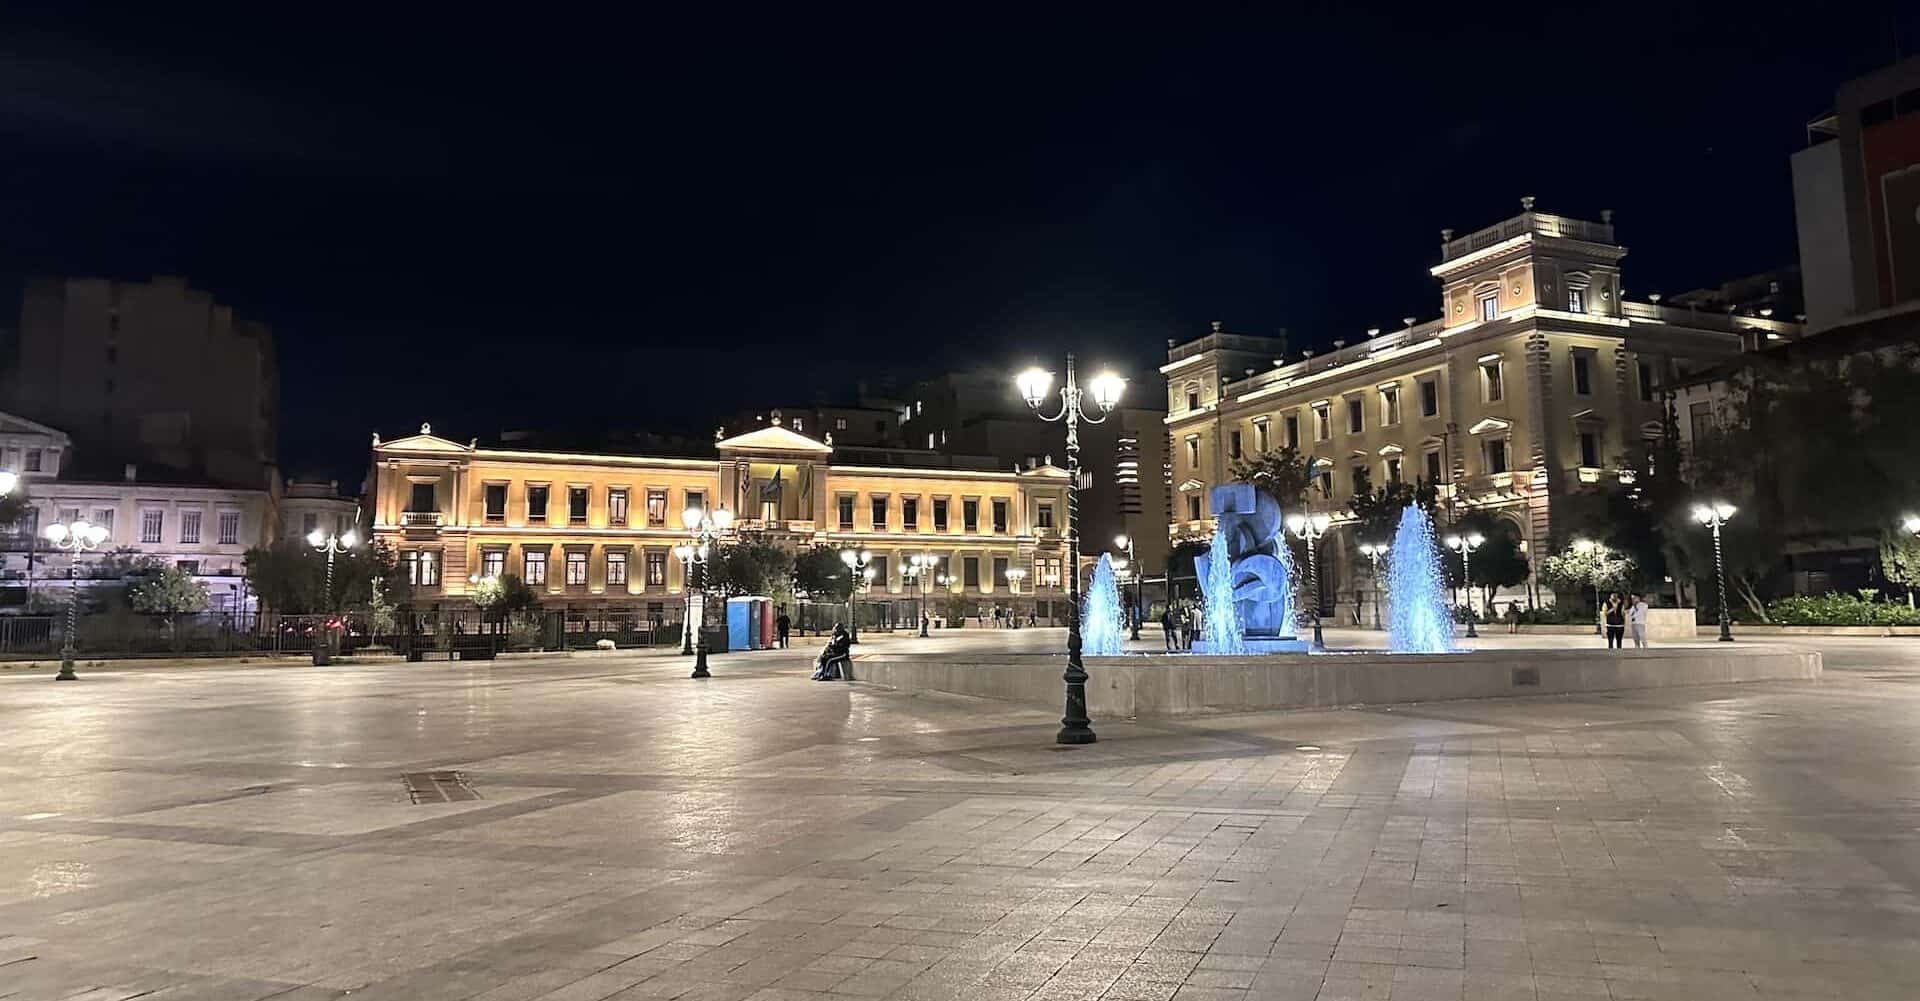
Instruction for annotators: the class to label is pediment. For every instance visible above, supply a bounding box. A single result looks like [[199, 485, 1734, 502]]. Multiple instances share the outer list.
[[715, 425, 834, 455], [1377, 444, 1405, 456], [376, 425, 473, 453], [0, 410, 70, 444], [1467, 417, 1513, 435], [1019, 464, 1071, 479], [1177, 478, 1207, 492]]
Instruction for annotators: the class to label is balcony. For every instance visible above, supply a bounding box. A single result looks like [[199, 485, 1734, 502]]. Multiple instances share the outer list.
[[1441, 212, 1615, 262], [401, 512, 445, 529]]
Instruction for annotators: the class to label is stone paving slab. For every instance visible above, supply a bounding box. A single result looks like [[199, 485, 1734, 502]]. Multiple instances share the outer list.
[[0, 633, 1915, 999]]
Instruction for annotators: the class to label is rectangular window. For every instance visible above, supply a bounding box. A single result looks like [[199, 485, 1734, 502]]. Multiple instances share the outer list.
[[1229, 430, 1242, 459], [409, 482, 435, 512], [992, 498, 1008, 534], [1386, 457, 1403, 485], [485, 484, 507, 521], [1479, 293, 1500, 322], [684, 490, 705, 516], [524, 550, 548, 585], [606, 551, 628, 585], [24, 449, 41, 472], [1579, 431, 1601, 467], [835, 416, 847, 430], [1351, 465, 1370, 496], [964, 556, 980, 588], [1037, 502, 1054, 530], [1186, 436, 1200, 468], [838, 495, 855, 530], [1638, 361, 1655, 401], [993, 556, 1009, 587], [1690, 401, 1714, 443], [871, 495, 888, 530], [646, 551, 667, 586], [1187, 495, 1201, 520], [1419, 377, 1439, 417], [1317, 470, 1333, 499], [646, 488, 667, 526], [933, 498, 949, 532], [1254, 421, 1269, 453], [608, 489, 629, 526], [177, 560, 198, 575], [1381, 386, 1401, 426], [59, 506, 80, 526], [93, 509, 115, 537], [527, 485, 549, 521], [1485, 439, 1509, 474], [1186, 388, 1200, 410], [1312, 403, 1331, 441], [963, 499, 979, 533], [903, 497, 919, 531], [1572, 352, 1593, 396], [303, 513, 319, 536], [1568, 287, 1587, 313], [180, 510, 201, 544], [404, 551, 439, 587], [1346, 398, 1364, 434], [1284, 414, 1300, 449], [565, 551, 588, 585], [217, 511, 239, 545], [140, 510, 163, 544], [482, 550, 505, 578], [1425, 449, 1444, 484], [1036, 557, 1062, 587], [568, 487, 588, 523], [1481, 361, 1503, 402]]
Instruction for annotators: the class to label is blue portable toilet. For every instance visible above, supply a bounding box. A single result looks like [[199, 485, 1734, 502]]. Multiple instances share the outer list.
[[726, 597, 754, 652]]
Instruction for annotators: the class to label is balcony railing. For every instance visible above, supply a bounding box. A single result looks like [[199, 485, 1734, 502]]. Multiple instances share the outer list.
[[1441, 212, 1615, 261], [402, 512, 445, 528]]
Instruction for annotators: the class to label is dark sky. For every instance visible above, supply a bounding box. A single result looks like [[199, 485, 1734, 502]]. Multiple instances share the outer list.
[[0, 4, 1913, 478]]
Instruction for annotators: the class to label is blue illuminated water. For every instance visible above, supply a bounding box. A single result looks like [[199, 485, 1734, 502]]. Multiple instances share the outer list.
[[1081, 553, 1126, 656], [1386, 504, 1454, 653], [1199, 525, 1249, 654]]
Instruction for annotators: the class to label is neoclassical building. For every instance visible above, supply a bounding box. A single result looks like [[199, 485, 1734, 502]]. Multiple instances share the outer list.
[[367, 420, 1073, 619], [1164, 202, 1802, 612]]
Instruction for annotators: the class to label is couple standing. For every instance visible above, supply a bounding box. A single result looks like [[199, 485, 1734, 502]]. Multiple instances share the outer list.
[[1603, 593, 1649, 649]]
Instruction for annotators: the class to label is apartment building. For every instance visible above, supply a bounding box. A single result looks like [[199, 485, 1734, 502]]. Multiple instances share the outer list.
[[1165, 201, 1802, 607]]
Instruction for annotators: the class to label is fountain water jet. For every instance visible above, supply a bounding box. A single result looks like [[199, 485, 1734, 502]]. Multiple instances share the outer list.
[[1081, 553, 1126, 656], [1196, 527, 1248, 654], [1386, 504, 1454, 653]]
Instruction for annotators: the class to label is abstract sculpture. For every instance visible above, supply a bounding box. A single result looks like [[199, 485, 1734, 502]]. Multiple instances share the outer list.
[[1194, 483, 1305, 653]]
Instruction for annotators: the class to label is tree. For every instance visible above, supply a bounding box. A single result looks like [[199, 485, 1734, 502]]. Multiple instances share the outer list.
[[1440, 511, 1529, 612], [1537, 542, 1635, 613], [793, 546, 855, 603], [705, 536, 793, 598], [1345, 480, 1439, 549], [1229, 446, 1311, 511], [1880, 531, 1920, 607], [244, 538, 410, 614], [129, 563, 210, 649]]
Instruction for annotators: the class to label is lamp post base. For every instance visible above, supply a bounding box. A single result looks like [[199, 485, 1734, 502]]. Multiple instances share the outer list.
[[1055, 724, 1096, 745], [54, 662, 78, 681], [691, 646, 710, 678], [1465, 620, 1480, 639]]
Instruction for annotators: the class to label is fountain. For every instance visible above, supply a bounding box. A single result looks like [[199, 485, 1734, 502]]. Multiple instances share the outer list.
[[1194, 483, 1307, 653], [1386, 504, 1454, 653], [1081, 553, 1126, 656]]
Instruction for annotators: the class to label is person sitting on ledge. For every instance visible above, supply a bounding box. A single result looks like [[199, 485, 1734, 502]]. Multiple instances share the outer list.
[[812, 623, 852, 681]]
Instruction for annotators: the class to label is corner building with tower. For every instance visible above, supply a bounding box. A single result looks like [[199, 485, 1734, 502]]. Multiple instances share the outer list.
[[1164, 202, 1803, 617]]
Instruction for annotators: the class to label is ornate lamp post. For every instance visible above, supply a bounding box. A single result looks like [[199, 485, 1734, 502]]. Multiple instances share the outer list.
[[1444, 532, 1485, 638], [1357, 541, 1389, 630], [675, 505, 734, 678], [42, 516, 110, 681], [1114, 534, 1143, 640], [307, 527, 359, 664], [1005, 567, 1028, 626], [1286, 513, 1332, 649], [1692, 501, 1737, 642], [838, 549, 872, 644], [905, 553, 941, 636], [1017, 356, 1125, 745], [1572, 537, 1607, 636]]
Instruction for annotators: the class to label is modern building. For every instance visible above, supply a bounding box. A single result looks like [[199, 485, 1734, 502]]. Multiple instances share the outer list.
[[366, 419, 1073, 622], [1165, 201, 1802, 615], [1792, 56, 1920, 331], [1, 276, 278, 489]]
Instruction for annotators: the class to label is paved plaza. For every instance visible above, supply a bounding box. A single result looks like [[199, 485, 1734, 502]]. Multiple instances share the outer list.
[[1, 631, 1918, 1000]]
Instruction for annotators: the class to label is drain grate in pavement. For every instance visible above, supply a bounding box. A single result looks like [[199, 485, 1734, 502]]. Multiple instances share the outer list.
[[402, 771, 480, 804]]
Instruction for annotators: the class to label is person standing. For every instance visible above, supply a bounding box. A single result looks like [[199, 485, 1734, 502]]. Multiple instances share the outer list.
[[1627, 593, 1649, 649], [775, 608, 791, 649], [1603, 593, 1626, 649], [1160, 605, 1175, 652], [1505, 601, 1521, 634]]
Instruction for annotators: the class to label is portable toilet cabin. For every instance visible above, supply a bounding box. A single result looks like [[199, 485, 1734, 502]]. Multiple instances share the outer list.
[[726, 597, 754, 652]]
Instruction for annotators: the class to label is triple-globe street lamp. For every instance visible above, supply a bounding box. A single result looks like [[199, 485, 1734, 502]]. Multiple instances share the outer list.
[[1692, 501, 1737, 642], [1287, 512, 1332, 649], [42, 512, 110, 682], [903, 553, 942, 636], [307, 527, 360, 664], [1571, 537, 1610, 637], [674, 505, 734, 678], [1016, 355, 1126, 745], [1004, 567, 1028, 624], [838, 549, 873, 644], [1444, 532, 1485, 639], [1114, 534, 1143, 641], [1357, 541, 1389, 630]]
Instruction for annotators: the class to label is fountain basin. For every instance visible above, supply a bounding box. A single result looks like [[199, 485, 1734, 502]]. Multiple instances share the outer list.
[[1194, 636, 1309, 655], [844, 646, 1821, 717]]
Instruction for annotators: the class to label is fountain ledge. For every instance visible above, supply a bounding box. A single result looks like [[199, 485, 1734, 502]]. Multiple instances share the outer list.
[[845, 646, 1822, 717]]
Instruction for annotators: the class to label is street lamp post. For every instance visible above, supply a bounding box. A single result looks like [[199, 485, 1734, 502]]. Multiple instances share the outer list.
[[1286, 513, 1332, 649], [1572, 537, 1606, 636], [1444, 532, 1485, 638], [1005, 567, 1028, 626], [307, 527, 360, 665], [1115, 534, 1142, 640], [676, 505, 734, 678], [1017, 355, 1126, 745], [1692, 501, 1738, 642], [905, 553, 941, 636], [42, 514, 110, 681], [838, 549, 872, 644], [1358, 541, 1388, 630]]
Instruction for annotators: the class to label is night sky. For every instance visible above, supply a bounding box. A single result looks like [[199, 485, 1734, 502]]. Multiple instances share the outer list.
[[1, 5, 1913, 479]]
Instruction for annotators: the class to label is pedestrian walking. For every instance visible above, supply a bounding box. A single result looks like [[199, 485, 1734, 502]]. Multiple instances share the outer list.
[[1160, 605, 1175, 651], [1627, 593, 1649, 648], [776, 609, 791, 649], [1604, 593, 1626, 649]]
